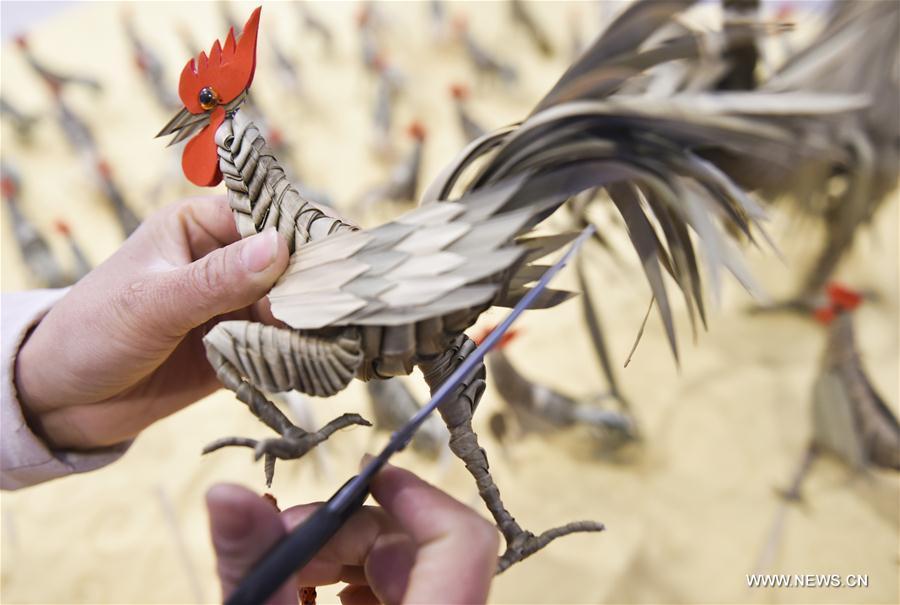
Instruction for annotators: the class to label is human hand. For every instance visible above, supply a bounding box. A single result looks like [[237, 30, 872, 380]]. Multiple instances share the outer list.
[[207, 462, 500, 605], [14, 196, 289, 450]]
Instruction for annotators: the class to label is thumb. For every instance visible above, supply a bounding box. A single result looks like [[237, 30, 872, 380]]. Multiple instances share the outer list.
[[207, 484, 298, 604], [156, 228, 289, 334]]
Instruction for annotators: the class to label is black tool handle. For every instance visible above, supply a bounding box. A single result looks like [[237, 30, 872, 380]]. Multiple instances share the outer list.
[[225, 476, 369, 605]]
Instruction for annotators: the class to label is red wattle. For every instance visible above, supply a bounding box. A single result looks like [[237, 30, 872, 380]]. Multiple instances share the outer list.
[[183, 107, 225, 187], [826, 282, 863, 312]]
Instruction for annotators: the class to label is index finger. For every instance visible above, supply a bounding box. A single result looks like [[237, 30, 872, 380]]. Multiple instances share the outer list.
[[280, 502, 397, 586], [156, 195, 243, 262], [280, 465, 499, 604]]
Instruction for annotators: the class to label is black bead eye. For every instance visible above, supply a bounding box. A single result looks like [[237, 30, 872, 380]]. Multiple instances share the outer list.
[[199, 87, 219, 111]]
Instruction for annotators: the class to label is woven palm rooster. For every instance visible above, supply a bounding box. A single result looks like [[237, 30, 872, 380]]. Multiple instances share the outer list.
[[761, 1, 899, 305], [158, 3, 859, 570], [621, 1, 899, 308], [809, 284, 899, 472]]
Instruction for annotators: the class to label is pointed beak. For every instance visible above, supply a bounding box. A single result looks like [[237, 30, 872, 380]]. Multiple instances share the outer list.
[[156, 107, 209, 145], [156, 92, 248, 146]]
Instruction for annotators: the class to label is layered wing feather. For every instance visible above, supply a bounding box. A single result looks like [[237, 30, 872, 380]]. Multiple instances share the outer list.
[[268, 182, 566, 329]]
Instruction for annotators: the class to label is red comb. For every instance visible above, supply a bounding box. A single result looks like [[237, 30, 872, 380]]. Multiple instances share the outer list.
[[813, 306, 836, 325], [178, 7, 261, 114], [450, 83, 469, 100], [53, 220, 71, 236], [268, 127, 283, 147], [474, 326, 520, 349], [813, 282, 863, 324], [356, 6, 371, 28], [826, 282, 862, 312], [14, 35, 28, 50], [372, 53, 388, 72], [1, 177, 17, 200], [96, 160, 112, 180], [776, 4, 794, 20], [407, 121, 426, 141]]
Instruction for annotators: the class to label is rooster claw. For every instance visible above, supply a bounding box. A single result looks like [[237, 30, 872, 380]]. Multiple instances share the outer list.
[[496, 521, 605, 573], [203, 412, 372, 486], [250, 430, 317, 461]]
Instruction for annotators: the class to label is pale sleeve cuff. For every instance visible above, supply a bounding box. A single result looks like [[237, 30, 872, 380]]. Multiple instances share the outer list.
[[1, 289, 132, 490]]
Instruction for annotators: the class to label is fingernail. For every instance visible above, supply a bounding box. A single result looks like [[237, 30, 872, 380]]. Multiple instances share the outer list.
[[359, 453, 375, 472], [207, 488, 252, 541], [240, 228, 278, 273], [359, 453, 395, 472], [214, 504, 251, 541]]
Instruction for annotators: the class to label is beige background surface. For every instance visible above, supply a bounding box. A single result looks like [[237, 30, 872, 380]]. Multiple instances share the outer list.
[[1, 2, 898, 604]]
